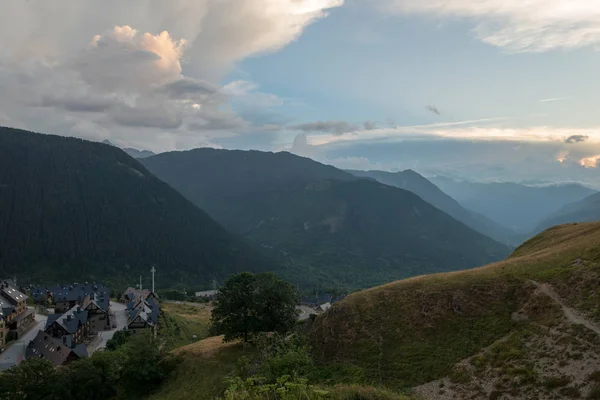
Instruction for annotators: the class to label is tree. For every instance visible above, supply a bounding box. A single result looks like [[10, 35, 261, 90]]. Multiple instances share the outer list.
[[0, 357, 66, 400], [106, 329, 132, 351], [211, 272, 299, 342], [119, 332, 177, 396]]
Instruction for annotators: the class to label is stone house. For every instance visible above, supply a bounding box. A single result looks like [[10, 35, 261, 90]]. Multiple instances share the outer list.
[[0, 282, 35, 341], [26, 331, 88, 366], [44, 305, 90, 345]]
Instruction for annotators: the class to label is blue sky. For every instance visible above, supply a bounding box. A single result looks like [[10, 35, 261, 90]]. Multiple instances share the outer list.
[[1, 0, 599, 184]]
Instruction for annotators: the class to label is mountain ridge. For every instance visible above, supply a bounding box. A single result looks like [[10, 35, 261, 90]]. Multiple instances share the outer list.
[[0, 127, 277, 288], [348, 169, 518, 245], [142, 148, 511, 289]]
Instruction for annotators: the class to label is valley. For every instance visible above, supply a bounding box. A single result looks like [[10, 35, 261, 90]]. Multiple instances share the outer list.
[[1, 127, 600, 400]]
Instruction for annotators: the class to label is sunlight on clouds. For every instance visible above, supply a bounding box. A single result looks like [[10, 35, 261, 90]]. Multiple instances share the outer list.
[[382, 0, 600, 52], [580, 155, 600, 168], [306, 121, 600, 147]]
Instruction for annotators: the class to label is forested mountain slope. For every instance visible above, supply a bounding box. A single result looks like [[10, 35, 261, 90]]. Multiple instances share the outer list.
[[349, 169, 518, 245], [0, 127, 277, 288], [142, 149, 511, 289], [431, 176, 596, 232]]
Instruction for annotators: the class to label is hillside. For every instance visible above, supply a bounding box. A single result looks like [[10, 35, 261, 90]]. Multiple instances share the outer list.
[[309, 222, 600, 398], [535, 192, 600, 233], [431, 176, 596, 232], [349, 169, 518, 245], [0, 127, 278, 288], [142, 149, 511, 289]]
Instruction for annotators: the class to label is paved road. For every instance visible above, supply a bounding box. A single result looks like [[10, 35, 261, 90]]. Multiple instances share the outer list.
[[297, 305, 318, 321], [0, 310, 47, 371], [88, 301, 127, 354]]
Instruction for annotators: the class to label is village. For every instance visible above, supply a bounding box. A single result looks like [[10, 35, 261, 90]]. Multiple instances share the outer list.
[[0, 273, 344, 371], [0, 279, 160, 370]]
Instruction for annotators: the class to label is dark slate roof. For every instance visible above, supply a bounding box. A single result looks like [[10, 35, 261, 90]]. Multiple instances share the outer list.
[[0, 283, 28, 304], [26, 331, 79, 366], [72, 343, 89, 359], [52, 306, 85, 334], [74, 309, 88, 325], [0, 295, 14, 318], [126, 296, 160, 327], [45, 314, 61, 330], [31, 283, 108, 305]]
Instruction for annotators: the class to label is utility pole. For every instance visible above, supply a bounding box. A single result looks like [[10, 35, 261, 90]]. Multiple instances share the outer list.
[[151, 266, 156, 293], [139, 275, 142, 290]]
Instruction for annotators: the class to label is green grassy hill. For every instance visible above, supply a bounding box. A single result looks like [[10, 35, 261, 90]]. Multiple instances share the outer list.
[[308, 222, 600, 398]]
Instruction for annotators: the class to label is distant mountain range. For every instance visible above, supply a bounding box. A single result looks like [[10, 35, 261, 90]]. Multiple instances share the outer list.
[[142, 149, 511, 289], [348, 170, 519, 245], [535, 192, 600, 233], [0, 127, 277, 288], [430, 176, 597, 232], [101, 139, 155, 159]]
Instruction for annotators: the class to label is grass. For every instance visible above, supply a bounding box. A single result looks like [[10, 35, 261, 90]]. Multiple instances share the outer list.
[[149, 336, 414, 400], [159, 302, 213, 350], [149, 337, 251, 400], [309, 222, 600, 389]]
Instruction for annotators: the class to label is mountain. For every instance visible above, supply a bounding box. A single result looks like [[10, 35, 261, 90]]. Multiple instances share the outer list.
[[122, 147, 155, 159], [0, 127, 277, 288], [101, 139, 155, 159], [141, 149, 511, 289], [431, 176, 597, 232], [309, 222, 600, 397], [535, 192, 600, 233], [348, 169, 518, 245]]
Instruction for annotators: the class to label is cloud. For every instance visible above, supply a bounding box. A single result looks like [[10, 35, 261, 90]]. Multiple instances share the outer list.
[[565, 135, 589, 144], [78, 26, 186, 93], [0, 0, 344, 150], [306, 120, 600, 147], [540, 97, 572, 103], [292, 121, 357, 136], [382, 0, 600, 52], [580, 155, 600, 169], [426, 105, 441, 115], [363, 121, 377, 130]]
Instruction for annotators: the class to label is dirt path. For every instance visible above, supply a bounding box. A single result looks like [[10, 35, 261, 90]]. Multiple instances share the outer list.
[[530, 280, 600, 335]]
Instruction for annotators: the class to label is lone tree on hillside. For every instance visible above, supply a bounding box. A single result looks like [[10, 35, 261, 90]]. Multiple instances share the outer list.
[[211, 272, 299, 342]]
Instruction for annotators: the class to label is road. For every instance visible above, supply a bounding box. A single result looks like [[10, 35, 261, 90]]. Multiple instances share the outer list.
[[531, 280, 600, 335], [0, 310, 47, 371], [297, 305, 317, 321], [87, 301, 127, 354]]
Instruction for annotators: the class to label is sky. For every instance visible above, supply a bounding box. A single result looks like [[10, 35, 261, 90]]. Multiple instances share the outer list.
[[1, 0, 599, 186]]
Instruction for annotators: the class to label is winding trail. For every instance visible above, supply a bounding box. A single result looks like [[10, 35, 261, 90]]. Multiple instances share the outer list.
[[530, 280, 600, 335]]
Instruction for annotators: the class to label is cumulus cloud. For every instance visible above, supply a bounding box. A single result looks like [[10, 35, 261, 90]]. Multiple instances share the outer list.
[[382, 0, 600, 52], [565, 135, 589, 144], [580, 155, 600, 169], [0, 0, 344, 150]]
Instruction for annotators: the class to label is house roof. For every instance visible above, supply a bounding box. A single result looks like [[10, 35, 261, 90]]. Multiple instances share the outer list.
[[126, 295, 159, 327], [0, 283, 28, 304], [0, 295, 14, 317], [49, 305, 87, 334], [26, 331, 82, 366], [31, 283, 108, 306]]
